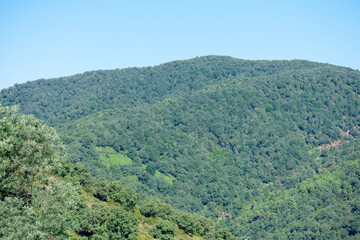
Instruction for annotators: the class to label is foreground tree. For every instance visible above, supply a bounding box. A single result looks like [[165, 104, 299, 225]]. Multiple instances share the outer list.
[[0, 105, 78, 239], [0, 105, 63, 201], [0, 105, 143, 239]]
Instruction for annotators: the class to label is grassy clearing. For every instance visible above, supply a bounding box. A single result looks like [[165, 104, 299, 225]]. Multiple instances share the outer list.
[[123, 175, 140, 185], [155, 171, 176, 185], [96, 146, 133, 167], [309, 147, 321, 158], [142, 164, 176, 184], [209, 146, 232, 161]]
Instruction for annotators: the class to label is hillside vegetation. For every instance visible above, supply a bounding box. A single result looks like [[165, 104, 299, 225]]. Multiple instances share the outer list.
[[0, 105, 235, 239], [1, 56, 360, 238]]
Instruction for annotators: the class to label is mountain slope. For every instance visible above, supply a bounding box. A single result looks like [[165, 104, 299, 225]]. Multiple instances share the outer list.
[[1, 56, 360, 238]]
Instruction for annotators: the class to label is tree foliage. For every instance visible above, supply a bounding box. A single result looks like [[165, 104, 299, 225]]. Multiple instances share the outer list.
[[0, 105, 77, 239], [0, 105, 62, 201], [150, 220, 175, 240]]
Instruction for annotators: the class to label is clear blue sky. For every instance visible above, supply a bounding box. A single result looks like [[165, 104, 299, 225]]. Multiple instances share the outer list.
[[1, 0, 359, 90]]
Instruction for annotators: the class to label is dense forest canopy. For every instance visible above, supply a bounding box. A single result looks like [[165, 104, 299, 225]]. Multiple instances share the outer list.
[[1, 56, 360, 239]]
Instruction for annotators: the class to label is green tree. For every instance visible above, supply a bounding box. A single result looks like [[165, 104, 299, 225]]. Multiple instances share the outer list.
[[140, 197, 174, 219], [0, 105, 63, 201], [0, 105, 78, 239], [106, 207, 139, 239], [146, 162, 157, 175], [150, 220, 175, 240]]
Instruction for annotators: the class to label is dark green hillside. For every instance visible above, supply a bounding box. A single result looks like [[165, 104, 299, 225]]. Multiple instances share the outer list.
[[1, 56, 360, 238], [0, 56, 324, 126]]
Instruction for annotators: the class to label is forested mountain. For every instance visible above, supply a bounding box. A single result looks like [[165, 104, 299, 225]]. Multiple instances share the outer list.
[[1, 56, 360, 239]]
